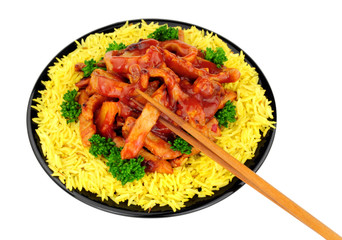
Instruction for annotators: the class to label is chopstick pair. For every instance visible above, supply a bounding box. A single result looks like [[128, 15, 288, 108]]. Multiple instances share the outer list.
[[136, 89, 341, 240]]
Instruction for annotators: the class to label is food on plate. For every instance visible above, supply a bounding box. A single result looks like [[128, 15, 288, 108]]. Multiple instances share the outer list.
[[32, 21, 275, 211], [73, 35, 239, 177]]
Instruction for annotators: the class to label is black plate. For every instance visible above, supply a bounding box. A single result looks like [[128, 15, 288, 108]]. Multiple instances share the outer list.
[[27, 19, 277, 217]]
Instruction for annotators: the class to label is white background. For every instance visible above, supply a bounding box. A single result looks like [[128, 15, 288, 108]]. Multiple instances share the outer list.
[[1, 0, 341, 239]]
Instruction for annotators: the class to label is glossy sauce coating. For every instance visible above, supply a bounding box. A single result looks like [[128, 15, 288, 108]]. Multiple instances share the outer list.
[[75, 37, 240, 173]]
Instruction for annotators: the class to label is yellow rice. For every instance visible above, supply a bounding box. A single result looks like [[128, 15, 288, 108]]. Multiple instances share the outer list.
[[32, 20, 275, 212]]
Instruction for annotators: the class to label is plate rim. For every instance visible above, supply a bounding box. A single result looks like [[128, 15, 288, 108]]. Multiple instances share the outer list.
[[27, 18, 277, 217]]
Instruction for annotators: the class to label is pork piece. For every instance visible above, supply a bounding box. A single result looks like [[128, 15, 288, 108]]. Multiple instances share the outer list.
[[113, 136, 156, 160], [130, 84, 176, 141], [79, 94, 108, 146], [159, 40, 198, 62], [191, 76, 228, 119], [94, 100, 138, 139], [148, 67, 206, 128], [132, 80, 160, 105], [120, 103, 160, 159], [77, 90, 89, 107], [192, 56, 224, 74], [200, 117, 221, 141], [178, 76, 237, 120], [162, 48, 198, 80], [104, 45, 164, 75], [79, 114, 96, 147], [126, 64, 149, 90], [113, 136, 173, 174], [147, 84, 170, 107], [120, 84, 170, 159], [122, 39, 159, 56], [122, 117, 181, 160], [75, 77, 90, 89], [86, 69, 128, 98], [115, 64, 155, 108], [81, 93, 108, 121], [208, 67, 241, 83], [192, 76, 224, 98], [121, 117, 135, 138], [94, 101, 119, 139], [116, 101, 137, 118], [142, 158, 173, 174], [151, 120, 175, 142], [162, 48, 240, 83], [218, 89, 237, 110]]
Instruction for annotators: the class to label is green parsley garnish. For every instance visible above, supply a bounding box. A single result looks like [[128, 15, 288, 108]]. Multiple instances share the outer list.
[[89, 134, 116, 158], [215, 100, 236, 128], [60, 89, 81, 123], [147, 25, 179, 41], [168, 137, 192, 155], [107, 153, 145, 186], [203, 47, 228, 68], [88, 134, 145, 185], [82, 59, 106, 77], [106, 41, 127, 52]]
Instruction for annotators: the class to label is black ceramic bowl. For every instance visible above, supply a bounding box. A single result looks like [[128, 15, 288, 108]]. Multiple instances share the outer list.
[[27, 19, 276, 217]]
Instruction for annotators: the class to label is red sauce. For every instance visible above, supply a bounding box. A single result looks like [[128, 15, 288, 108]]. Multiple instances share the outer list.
[[211, 123, 218, 133], [192, 57, 222, 74], [117, 102, 134, 118], [78, 38, 240, 166], [97, 76, 127, 98], [124, 39, 159, 56], [179, 78, 223, 120], [141, 160, 156, 172], [107, 46, 164, 74], [151, 121, 174, 141]]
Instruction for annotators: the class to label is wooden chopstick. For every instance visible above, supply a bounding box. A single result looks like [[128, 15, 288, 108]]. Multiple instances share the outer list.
[[136, 89, 341, 240]]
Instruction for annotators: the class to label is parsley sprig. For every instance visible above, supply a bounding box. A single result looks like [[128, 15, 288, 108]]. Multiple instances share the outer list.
[[203, 47, 228, 68], [89, 134, 115, 158], [107, 153, 145, 186], [88, 134, 145, 185], [215, 100, 236, 128], [60, 89, 81, 123], [106, 41, 127, 52], [168, 137, 192, 155], [147, 25, 179, 41]]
